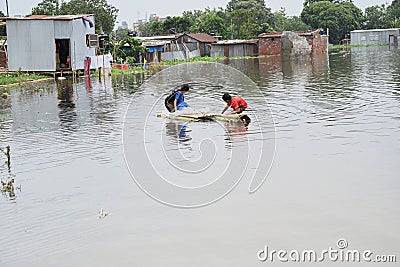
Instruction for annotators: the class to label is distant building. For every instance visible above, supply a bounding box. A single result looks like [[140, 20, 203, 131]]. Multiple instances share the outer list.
[[211, 39, 258, 57], [121, 21, 128, 29], [350, 28, 400, 46], [149, 14, 159, 21], [6, 14, 96, 72], [132, 19, 145, 33]]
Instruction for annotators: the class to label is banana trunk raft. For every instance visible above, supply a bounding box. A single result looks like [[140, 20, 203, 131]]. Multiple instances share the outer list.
[[156, 112, 251, 125]]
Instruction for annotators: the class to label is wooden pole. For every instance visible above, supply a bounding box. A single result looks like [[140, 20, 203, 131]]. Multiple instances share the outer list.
[[5, 0, 9, 17]]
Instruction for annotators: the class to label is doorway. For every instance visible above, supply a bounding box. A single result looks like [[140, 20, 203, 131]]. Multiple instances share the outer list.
[[55, 39, 71, 69]]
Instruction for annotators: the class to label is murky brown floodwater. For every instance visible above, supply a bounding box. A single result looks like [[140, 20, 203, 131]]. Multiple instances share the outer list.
[[1, 46, 399, 266]]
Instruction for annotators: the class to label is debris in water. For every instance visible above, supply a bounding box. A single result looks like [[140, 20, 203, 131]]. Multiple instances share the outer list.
[[98, 209, 109, 219], [1, 178, 15, 198]]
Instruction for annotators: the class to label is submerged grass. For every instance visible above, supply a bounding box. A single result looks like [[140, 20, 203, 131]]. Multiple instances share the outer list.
[[328, 43, 389, 53], [162, 56, 226, 66], [0, 72, 52, 87], [107, 65, 152, 77]]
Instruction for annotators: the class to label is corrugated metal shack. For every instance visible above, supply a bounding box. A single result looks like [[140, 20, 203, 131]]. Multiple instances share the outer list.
[[175, 33, 218, 57], [6, 14, 96, 72], [211, 39, 258, 57], [143, 43, 164, 62], [350, 28, 400, 46]]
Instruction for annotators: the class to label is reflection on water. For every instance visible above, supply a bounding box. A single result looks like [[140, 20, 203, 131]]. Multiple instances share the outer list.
[[165, 121, 192, 142], [57, 78, 77, 130], [0, 47, 399, 266]]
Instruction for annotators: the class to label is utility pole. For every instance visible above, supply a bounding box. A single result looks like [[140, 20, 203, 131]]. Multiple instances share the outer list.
[[5, 0, 9, 17], [230, 18, 233, 40]]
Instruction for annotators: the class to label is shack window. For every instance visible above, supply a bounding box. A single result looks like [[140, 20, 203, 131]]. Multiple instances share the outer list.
[[86, 34, 99, 48]]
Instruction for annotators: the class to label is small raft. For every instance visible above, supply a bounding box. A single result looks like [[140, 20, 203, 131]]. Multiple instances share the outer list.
[[156, 112, 251, 125]]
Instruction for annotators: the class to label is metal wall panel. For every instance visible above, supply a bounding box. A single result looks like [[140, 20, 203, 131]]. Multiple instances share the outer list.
[[351, 29, 400, 46], [70, 16, 96, 70], [54, 20, 72, 38], [7, 20, 55, 71]]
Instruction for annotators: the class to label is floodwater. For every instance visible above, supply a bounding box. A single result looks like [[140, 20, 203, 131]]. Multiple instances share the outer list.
[[1, 47, 399, 266]]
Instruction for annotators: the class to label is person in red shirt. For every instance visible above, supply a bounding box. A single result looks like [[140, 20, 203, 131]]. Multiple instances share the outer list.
[[221, 93, 248, 114]]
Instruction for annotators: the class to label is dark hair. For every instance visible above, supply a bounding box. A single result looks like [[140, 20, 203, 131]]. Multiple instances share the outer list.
[[180, 84, 190, 91], [222, 93, 232, 101]]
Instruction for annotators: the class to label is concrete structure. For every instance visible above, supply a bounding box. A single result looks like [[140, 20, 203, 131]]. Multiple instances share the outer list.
[[258, 30, 327, 56], [6, 14, 96, 72], [281, 31, 311, 58], [210, 39, 258, 57], [350, 28, 400, 46]]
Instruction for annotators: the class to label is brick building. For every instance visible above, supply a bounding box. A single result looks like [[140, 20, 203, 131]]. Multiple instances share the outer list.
[[258, 30, 328, 56]]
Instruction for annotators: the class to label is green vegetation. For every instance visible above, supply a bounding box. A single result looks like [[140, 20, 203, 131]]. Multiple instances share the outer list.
[[110, 36, 146, 64], [328, 43, 390, 55], [162, 56, 226, 66], [139, 0, 309, 40], [162, 55, 270, 66], [0, 72, 52, 87], [301, 1, 363, 44], [31, 0, 118, 34], [109, 66, 151, 75]]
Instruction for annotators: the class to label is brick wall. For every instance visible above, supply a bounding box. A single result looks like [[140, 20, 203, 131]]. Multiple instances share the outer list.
[[0, 51, 7, 69], [258, 36, 282, 55], [301, 32, 327, 54], [259, 30, 327, 56]]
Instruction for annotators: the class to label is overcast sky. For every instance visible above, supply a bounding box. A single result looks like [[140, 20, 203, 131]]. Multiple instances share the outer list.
[[0, 0, 391, 26]]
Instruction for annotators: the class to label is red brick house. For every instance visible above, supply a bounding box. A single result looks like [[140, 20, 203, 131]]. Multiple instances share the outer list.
[[258, 30, 327, 56]]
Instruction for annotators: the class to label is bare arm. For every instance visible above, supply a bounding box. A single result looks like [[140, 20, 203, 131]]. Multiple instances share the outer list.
[[174, 99, 178, 112], [229, 108, 240, 114], [221, 106, 229, 114]]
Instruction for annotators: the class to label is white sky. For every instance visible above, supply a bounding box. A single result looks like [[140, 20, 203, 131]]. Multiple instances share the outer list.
[[0, 0, 392, 27]]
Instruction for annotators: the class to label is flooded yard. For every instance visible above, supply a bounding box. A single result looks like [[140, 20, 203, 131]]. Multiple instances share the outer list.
[[1, 47, 399, 266]]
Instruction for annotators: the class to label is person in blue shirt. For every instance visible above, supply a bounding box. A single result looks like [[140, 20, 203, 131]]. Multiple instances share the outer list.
[[174, 84, 190, 111]]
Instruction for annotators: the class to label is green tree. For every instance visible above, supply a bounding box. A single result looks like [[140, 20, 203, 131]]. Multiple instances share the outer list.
[[59, 0, 118, 34], [386, 0, 400, 27], [162, 16, 192, 34], [226, 0, 274, 39], [190, 8, 227, 38], [113, 36, 145, 63], [363, 4, 388, 29], [31, 0, 60, 15], [182, 10, 204, 24], [273, 8, 311, 32], [286, 16, 312, 31], [303, 0, 354, 7], [301, 0, 363, 44]]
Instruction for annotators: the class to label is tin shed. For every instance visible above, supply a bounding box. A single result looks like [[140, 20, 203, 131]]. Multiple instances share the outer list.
[[174, 33, 218, 57], [210, 39, 258, 57], [350, 28, 400, 46], [6, 15, 96, 72]]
